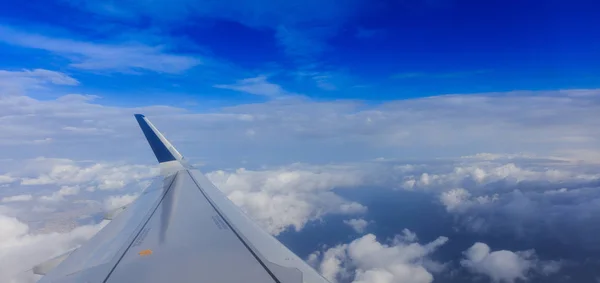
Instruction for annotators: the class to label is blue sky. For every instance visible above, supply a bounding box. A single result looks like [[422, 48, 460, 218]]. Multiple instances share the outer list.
[[1, 0, 599, 107]]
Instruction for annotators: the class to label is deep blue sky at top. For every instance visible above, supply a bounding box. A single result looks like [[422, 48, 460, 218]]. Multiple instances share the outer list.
[[0, 0, 599, 106]]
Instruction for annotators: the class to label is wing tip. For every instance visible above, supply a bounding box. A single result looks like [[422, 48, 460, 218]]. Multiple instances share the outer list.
[[134, 114, 178, 163]]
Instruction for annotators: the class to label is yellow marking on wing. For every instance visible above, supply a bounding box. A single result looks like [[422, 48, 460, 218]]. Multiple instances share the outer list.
[[139, 249, 153, 256]]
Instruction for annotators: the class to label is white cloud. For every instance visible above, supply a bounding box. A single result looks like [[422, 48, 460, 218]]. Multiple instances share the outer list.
[[393, 159, 600, 243], [0, 26, 201, 74], [294, 70, 342, 91], [439, 188, 472, 212], [439, 188, 498, 213], [344, 218, 369, 233], [0, 212, 105, 283], [319, 244, 350, 282], [207, 166, 368, 235], [461, 242, 561, 283], [0, 91, 187, 151], [402, 160, 599, 194], [214, 75, 294, 97], [396, 228, 418, 242], [310, 231, 448, 283], [2, 85, 600, 166], [0, 174, 17, 184], [0, 69, 78, 95], [103, 193, 139, 211], [39, 185, 81, 202], [15, 157, 158, 191], [0, 69, 78, 86], [2, 194, 33, 203], [0, 157, 156, 239]]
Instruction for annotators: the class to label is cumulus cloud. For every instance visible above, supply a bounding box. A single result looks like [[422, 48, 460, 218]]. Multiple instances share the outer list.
[[13, 157, 158, 191], [461, 242, 561, 283], [393, 159, 600, 249], [309, 231, 448, 283], [0, 157, 157, 242], [401, 160, 599, 194], [461, 242, 531, 282], [439, 188, 498, 213], [103, 193, 139, 211], [397, 228, 418, 242], [39, 186, 80, 202], [4, 157, 372, 239], [0, 212, 105, 283], [344, 218, 369, 233], [207, 166, 368, 235]]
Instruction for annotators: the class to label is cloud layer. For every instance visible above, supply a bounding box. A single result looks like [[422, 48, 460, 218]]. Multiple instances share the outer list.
[[2, 83, 599, 167], [1, 70, 599, 282]]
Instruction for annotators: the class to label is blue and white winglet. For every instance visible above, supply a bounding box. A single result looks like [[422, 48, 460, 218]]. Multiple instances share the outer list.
[[35, 114, 331, 283]]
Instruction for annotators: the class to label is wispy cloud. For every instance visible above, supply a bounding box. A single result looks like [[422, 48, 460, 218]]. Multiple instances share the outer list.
[[0, 69, 79, 95], [276, 26, 358, 91], [392, 70, 491, 79], [295, 70, 338, 91], [214, 75, 296, 97], [343, 218, 369, 233], [1, 194, 33, 203], [0, 25, 201, 74]]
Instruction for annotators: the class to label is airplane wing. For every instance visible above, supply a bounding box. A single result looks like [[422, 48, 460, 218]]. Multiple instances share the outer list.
[[36, 114, 330, 283]]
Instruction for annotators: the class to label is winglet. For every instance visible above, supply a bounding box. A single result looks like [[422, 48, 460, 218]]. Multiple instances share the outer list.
[[134, 114, 184, 164]]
